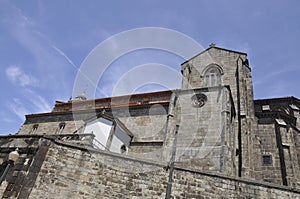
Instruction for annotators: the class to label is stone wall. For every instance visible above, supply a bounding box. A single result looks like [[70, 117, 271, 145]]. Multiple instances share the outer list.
[[17, 120, 85, 135], [181, 47, 251, 115], [6, 46, 300, 198], [29, 141, 167, 199], [278, 124, 300, 187], [164, 87, 236, 175], [172, 168, 300, 199], [181, 46, 257, 180], [23, 139, 300, 198], [0, 136, 50, 198], [253, 121, 300, 188], [119, 114, 167, 142], [255, 124, 283, 185]]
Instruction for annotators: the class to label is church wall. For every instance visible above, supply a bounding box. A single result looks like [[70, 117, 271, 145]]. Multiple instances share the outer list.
[[255, 124, 283, 185], [181, 47, 257, 179], [3, 46, 300, 197], [254, 122, 300, 188], [17, 120, 85, 135], [116, 109, 168, 160], [163, 87, 236, 175], [128, 143, 163, 156], [293, 130, 300, 188], [181, 48, 250, 109], [295, 110, 300, 128], [118, 115, 167, 142], [294, 129, 300, 158], [279, 126, 300, 188]]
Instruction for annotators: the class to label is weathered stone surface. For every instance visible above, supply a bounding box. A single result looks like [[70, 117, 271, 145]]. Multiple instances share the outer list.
[[1, 46, 300, 198], [27, 142, 300, 198]]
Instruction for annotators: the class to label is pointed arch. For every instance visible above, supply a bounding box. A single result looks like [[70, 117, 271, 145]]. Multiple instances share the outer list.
[[202, 64, 223, 87]]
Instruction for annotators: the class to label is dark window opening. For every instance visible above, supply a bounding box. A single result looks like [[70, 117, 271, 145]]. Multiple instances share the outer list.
[[262, 155, 272, 165], [58, 122, 66, 134], [31, 124, 39, 134], [120, 144, 127, 154]]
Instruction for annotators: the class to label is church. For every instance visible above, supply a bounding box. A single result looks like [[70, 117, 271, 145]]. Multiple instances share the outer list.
[[1, 45, 300, 198]]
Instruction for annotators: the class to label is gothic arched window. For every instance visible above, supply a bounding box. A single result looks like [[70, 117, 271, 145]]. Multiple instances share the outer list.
[[204, 67, 222, 87]]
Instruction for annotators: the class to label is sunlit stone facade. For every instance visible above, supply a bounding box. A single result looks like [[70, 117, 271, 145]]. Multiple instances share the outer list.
[[1, 46, 300, 198]]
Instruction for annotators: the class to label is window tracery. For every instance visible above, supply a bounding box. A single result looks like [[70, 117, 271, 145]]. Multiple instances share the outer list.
[[203, 65, 222, 87]]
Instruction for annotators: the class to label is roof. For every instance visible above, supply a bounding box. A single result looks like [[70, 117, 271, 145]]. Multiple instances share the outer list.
[[254, 96, 300, 104], [25, 90, 173, 118], [181, 45, 247, 65]]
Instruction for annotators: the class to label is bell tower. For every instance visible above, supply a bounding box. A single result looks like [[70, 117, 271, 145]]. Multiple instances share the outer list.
[[165, 45, 256, 177], [181, 45, 255, 124]]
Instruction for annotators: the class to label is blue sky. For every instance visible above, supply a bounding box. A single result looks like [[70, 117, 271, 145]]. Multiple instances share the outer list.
[[0, 0, 299, 135]]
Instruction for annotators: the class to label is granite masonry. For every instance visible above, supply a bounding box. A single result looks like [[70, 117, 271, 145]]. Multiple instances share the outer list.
[[1, 46, 300, 198]]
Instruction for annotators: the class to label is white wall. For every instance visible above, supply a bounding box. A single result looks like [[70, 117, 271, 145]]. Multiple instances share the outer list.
[[109, 125, 131, 153], [84, 118, 132, 153], [83, 118, 112, 150]]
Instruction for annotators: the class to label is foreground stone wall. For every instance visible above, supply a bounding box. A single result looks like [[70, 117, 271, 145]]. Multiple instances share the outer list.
[[172, 168, 300, 199], [30, 142, 167, 199], [0, 136, 50, 198], [27, 140, 300, 198]]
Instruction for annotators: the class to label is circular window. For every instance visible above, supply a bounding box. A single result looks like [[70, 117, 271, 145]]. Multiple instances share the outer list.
[[191, 94, 207, 108]]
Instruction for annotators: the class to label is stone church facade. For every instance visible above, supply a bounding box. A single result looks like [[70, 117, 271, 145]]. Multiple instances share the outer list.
[[1, 46, 300, 198]]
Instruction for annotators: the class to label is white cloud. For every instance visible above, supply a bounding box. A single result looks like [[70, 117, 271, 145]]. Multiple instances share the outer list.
[[24, 89, 52, 112], [8, 98, 29, 121], [7, 90, 52, 122], [1, 3, 72, 94], [5, 65, 38, 87]]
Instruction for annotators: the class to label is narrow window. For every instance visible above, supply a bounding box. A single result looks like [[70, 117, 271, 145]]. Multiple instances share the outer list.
[[262, 105, 270, 111], [204, 67, 221, 87], [58, 122, 66, 134], [31, 124, 39, 134], [262, 155, 272, 165], [210, 73, 216, 86], [205, 75, 209, 86], [216, 72, 221, 85], [120, 144, 127, 154]]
